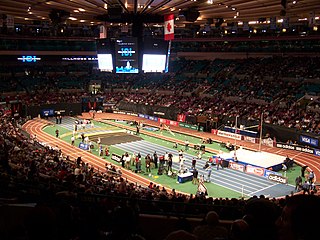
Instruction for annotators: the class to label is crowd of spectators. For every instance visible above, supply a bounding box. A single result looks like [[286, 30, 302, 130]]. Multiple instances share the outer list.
[[1, 57, 320, 133], [1, 113, 320, 240]]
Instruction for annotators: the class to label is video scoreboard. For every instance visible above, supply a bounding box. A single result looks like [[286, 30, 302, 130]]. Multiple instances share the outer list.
[[115, 37, 139, 73]]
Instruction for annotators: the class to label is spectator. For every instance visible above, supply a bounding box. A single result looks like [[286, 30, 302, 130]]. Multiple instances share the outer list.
[[192, 168, 199, 185], [302, 181, 310, 194], [308, 171, 315, 184], [229, 219, 251, 240], [243, 198, 279, 240], [301, 165, 308, 177], [294, 175, 302, 191], [276, 195, 320, 240], [193, 211, 229, 240]]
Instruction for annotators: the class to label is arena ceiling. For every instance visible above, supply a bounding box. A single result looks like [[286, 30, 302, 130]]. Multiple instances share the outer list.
[[1, 0, 320, 28]]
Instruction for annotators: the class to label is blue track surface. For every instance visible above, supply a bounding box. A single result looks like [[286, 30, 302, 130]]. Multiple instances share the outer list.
[[114, 140, 295, 198]]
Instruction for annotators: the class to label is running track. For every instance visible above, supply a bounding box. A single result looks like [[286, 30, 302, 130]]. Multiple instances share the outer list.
[[22, 113, 320, 197], [90, 113, 320, 184], [22, 118, 153, 188]]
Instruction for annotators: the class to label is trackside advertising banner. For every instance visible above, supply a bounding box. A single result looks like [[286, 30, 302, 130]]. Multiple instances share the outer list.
[[245, 165, 265, 177], [111, 153, 122, 163], [179, 122, 204, 132], [276, 142, 319, 156], [158, 118, 179, 126], [79, 142, 89, 150], [314, 149, 320, 156], [267, 173, 288, 184], [138, 113, 158, 122], [228, 161, 245, 172], [212, 130, 243, 140], [299, 135, 318, 147]]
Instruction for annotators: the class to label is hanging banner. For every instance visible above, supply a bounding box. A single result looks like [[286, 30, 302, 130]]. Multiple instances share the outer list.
[[164, 14, 174, 41]]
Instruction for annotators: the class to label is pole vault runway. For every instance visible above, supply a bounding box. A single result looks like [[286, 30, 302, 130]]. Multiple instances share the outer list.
[[23, 115, 298, 198]]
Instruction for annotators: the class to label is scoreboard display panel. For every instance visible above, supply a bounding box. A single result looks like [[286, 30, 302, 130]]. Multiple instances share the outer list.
[[115, 37, 139, 73]]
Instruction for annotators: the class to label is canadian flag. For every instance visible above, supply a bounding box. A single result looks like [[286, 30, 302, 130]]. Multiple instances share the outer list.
[[164, 14, 174, 41]]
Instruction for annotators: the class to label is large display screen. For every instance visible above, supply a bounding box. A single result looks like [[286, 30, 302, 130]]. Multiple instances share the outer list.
[[142, 54, 167, 73], [115, 37, 139, 73], [97, 54, 113, 72], [142, 38, 169, 73]]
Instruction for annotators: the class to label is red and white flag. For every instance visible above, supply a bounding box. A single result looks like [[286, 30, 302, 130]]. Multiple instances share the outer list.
[[164, 14, 174, 41]]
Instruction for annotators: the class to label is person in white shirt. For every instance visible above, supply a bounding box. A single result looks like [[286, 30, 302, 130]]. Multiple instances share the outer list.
[[74, 167, 81, 176], [185, 139, 189, 151], [71, 135, 75, 146]]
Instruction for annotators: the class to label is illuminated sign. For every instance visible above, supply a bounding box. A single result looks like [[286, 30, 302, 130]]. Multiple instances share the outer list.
[[115, 38, 139, 73], [62, 57, 98, 61], [118, 48, 136, 56], [17, 56, 41, 62], [300, 135, 318, 147]]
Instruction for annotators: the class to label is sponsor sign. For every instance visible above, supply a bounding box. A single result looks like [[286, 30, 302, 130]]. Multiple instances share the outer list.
[[276, 143, 316, 155], [169, 120, 179, 126], [62, 57, 97, 61], [126, 112, 138, 116], [79, 142, 89, 151], [245, 165, 265, 176], [243, 136, 257, 143], [113, 110, 126, 114], [159, 118, 167, 124], [261, 137, 275, 147], [314, 149, 320, 156], [300, 135, 318, 147], [41, 109, 54, 117], [224, 126, 257, 138], [211, 129, 218, 135], [148, 115, 158, 122], [177, 114, 186, 122], [276, 143, 295, 150], [228, 162, 245, 172], [111, 153, 122, 162], [217, 130, 242, 140], [268, 173, 288, 184], [264, 169, 282, 178], [158, 118, 178, 126], [179, 122, 202, 131], [295, 146, 314, 154]]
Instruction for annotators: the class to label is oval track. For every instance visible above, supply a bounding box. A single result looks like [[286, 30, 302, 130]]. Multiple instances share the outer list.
[[22, 113, 320, 199]]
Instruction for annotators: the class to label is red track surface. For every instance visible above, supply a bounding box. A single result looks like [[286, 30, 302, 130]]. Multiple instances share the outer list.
[[23, 113, 320, 191], [22, 118, 152, 188]]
